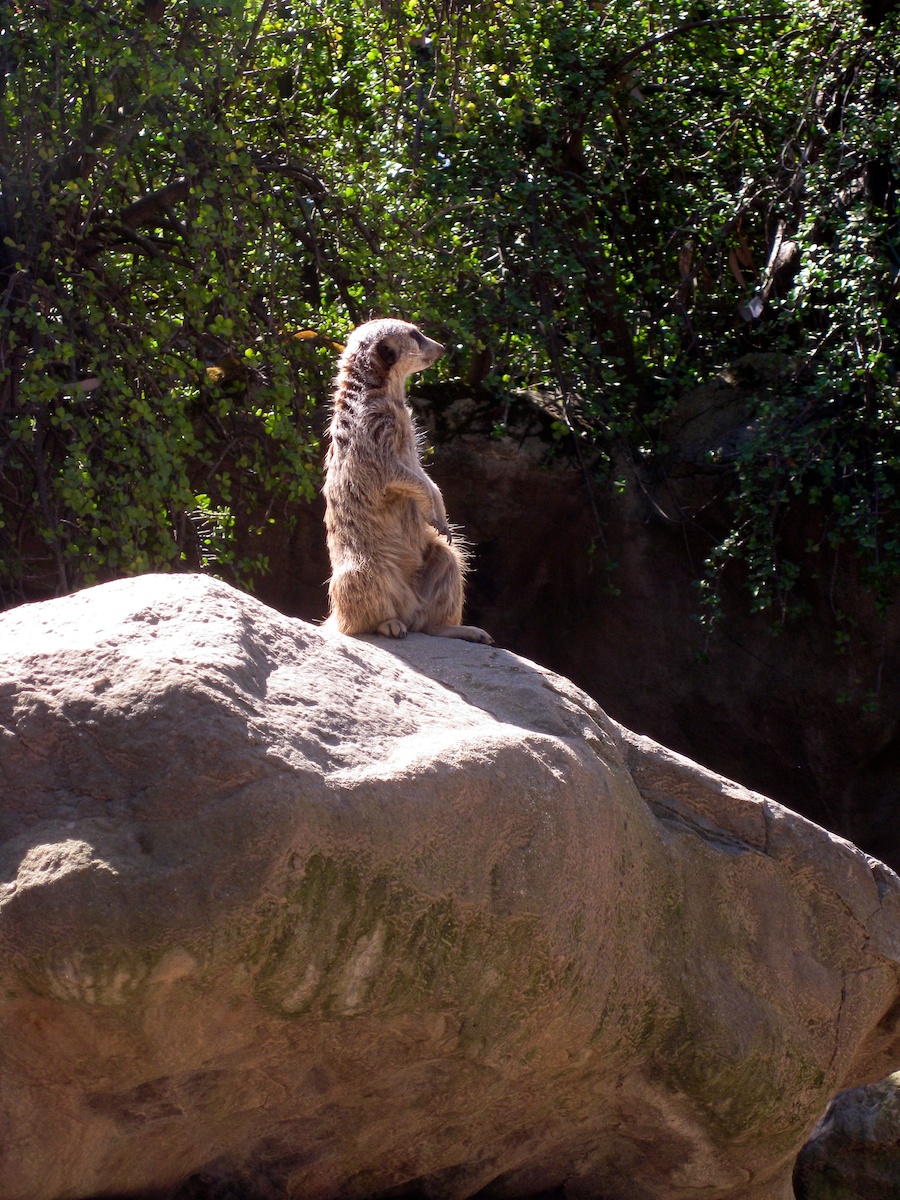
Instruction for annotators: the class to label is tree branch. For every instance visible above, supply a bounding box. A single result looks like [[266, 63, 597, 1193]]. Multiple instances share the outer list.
[[119, 178, 192, 229], [612, 16, 776, 75]]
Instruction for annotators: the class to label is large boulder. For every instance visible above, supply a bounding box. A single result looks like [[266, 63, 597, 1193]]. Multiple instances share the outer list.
[[0, 574, 898, 1200]]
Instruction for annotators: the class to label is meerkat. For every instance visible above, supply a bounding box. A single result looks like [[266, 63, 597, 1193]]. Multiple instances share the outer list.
[[323, 318, 493, 644]]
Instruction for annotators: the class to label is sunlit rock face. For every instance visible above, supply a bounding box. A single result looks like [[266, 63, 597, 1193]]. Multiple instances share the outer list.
[[1, 574, 899, 1200]]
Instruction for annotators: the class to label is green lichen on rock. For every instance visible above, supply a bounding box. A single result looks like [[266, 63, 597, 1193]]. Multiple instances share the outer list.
[[246, 850, 558, 1035], [248, 852, 402, 1014], [22, 945, 152, 1008], [654, 999, 831, 1155]]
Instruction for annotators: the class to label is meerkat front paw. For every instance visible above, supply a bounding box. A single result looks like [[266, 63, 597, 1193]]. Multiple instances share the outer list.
[[429, 624, 494, 644], [461, 625, 493, 644], [378, 618, 408, 638]]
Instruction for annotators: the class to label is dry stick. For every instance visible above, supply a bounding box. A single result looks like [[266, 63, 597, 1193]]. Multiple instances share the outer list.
[[738, 218, 787, 322]]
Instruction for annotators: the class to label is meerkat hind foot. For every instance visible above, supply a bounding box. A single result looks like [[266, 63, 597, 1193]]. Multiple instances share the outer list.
[[429, 624, 494, 645], [378, 618, 408, 638]]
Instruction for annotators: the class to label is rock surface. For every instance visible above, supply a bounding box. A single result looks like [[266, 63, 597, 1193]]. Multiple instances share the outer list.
[[0, 573, 899, 1200]]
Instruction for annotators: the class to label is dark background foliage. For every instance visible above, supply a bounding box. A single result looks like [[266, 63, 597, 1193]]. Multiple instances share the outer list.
[[2, 0, 899, 638]]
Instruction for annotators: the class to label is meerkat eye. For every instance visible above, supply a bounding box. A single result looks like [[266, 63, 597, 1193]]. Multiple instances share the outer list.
[[376, 340, 398, 367], [410, 330, 426, 348]]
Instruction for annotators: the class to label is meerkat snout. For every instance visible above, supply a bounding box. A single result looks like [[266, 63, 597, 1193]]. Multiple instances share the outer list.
[[364, 323, 445, 380], [413, 333, 444, 366]]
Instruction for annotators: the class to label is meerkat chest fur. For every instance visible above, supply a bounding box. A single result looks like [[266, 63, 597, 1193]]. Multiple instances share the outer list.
[[326, 371, 417, 503], [324, 318, 446, 549]]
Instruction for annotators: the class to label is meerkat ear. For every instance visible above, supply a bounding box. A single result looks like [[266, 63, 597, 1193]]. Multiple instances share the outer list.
[[376, 340, 398, 367]]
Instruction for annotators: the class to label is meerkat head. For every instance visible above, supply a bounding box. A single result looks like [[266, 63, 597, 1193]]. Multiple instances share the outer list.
[[343, 318, 444, 386]]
